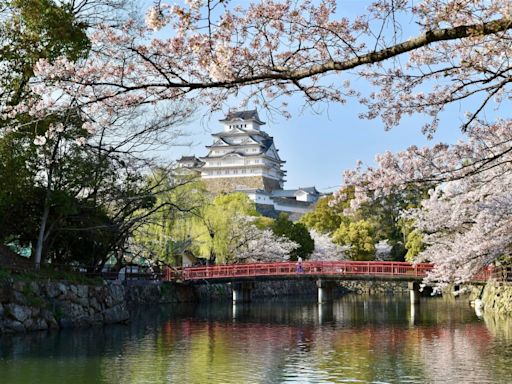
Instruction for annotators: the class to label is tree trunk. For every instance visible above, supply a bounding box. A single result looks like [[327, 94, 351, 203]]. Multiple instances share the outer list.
[[34, 203, 50, 269]]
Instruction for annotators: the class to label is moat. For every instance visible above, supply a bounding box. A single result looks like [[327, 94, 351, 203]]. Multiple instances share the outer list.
[[1, 294, 512, 384]]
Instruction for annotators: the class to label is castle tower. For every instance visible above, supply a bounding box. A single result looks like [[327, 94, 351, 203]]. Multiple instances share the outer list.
[[179, 110, 286, 193]]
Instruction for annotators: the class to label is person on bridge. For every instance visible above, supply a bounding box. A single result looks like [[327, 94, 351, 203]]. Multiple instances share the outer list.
[[296, 257, 304, 273]]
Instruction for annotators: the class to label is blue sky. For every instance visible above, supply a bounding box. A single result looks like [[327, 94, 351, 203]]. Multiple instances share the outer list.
[[142, 1, 476, 192]]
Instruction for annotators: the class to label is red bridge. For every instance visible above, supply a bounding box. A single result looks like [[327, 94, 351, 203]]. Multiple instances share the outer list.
[[166, 261, 492, 304], [170, 261, 491, 283]]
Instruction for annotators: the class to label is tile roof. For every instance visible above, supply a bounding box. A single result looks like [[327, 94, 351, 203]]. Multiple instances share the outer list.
[[219, 109, 265, 124]]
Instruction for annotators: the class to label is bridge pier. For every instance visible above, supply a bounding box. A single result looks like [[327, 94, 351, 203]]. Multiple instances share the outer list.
[[317, 279, 337, 303], [408, 282, 421, 305], [232, 282, 254, 303], [318, 302, 334, 324]]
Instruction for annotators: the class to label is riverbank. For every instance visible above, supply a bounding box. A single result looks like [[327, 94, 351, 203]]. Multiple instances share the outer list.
[[479, 280, 512, 316], [0, 276, 414, 333], [9, 275, 511, 334]]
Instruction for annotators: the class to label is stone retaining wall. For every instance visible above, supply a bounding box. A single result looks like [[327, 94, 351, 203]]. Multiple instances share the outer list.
[[124, 281, 196, 305], [0, 279, 129, 333], [0, 279, 197, 333], [195, 279, 409, 301], [481, 280, 512, 316], [0, 277, 412, 333]]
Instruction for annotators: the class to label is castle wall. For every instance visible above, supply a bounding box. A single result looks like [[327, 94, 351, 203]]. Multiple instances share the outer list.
[[203, 176, 281, 193]]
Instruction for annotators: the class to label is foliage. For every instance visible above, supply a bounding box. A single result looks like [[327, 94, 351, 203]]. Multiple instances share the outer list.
[[0, 0, 90, 104], [228, 217, 299, 263], [190, 192, 260, 264], [299, 195, 344, 235], [133, 174, 208, 265], [340, 121, 512, 289], [404, 229, 424, 263], [332, 220, 375, 261], [301, 186, 426, 261], [270, 213, 314, 261]]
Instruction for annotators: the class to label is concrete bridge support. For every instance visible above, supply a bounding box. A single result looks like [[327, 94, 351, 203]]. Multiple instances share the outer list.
[[232, 282, 254, 303], [318, 302, 334, 324], [317, 279, 337, 303], [408, 282, 421, 305]]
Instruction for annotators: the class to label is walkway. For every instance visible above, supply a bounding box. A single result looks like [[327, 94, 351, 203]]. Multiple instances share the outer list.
[[172, 261, 492, 283]]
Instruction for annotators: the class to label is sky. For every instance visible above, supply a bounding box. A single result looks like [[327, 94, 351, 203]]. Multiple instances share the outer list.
[[142, 1, 475, 193]]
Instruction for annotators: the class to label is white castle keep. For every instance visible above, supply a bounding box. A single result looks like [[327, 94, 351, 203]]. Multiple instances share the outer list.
[[178, 110, 321, 218]]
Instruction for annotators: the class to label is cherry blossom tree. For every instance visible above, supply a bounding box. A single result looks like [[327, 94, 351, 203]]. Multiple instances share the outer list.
[[6, 0, 509, 133], [338, 120, 512, 289], [233, 217, 299, 263], [309, 230, 347, 261]]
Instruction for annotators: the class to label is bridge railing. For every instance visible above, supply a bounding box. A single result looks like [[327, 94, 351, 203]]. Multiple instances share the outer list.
[[177, 261, 435, 281]]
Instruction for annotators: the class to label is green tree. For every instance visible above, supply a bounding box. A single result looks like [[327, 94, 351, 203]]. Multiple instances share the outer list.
[[299, 195, 344, 234], [133, 174, 208, 266], [332, 220, 375, 261], [271, 213, 314, 261], [0, 0, 90, 104], [191, 193, 259, 264]]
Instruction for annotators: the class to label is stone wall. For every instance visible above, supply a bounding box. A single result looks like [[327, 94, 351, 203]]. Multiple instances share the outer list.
[[0, 279, 201, 333], [481, 280, 512, 316], [340, 280, 410, 295], [203, 176, 280, 193], [195, 279, 409, 301], [0, 279, 129, 333], [124, 281, 196, 305]]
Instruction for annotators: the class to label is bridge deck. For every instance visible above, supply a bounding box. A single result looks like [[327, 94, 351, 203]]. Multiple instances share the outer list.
[[170, 261, 492, 284]]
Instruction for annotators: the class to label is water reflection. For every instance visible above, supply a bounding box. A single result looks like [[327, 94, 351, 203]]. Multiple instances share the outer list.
[[1, 295, 512, 383]]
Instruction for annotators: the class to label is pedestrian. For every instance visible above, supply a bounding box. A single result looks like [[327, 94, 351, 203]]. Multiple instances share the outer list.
[[296, 256, 304, 273]]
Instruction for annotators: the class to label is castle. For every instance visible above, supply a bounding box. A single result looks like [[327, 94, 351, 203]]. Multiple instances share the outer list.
[[178, 110, 320, 218]]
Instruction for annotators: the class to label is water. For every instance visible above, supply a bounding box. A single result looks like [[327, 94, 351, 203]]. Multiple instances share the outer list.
[[1, 295, 512, 383]]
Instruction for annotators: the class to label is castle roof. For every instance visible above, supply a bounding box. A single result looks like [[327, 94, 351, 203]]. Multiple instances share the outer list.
[[177, 156, 205, 167], [271, 187, 320, 198], [219, 109, 265, 125], [212, 129, 270, 138], [199, 151, 286, 164]]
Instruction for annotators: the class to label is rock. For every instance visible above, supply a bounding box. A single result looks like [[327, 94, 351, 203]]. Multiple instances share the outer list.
[[5, 304, 32, 323], [45, 282, 60, 299], [92, 313, 104, 324], [70, 285, 78, 296], [0, 304, 4, 318], [31, 307, 41, 317], [4, 320, 25, 332], [103, 304, 129, 324], [29, 318, 48, 331], [11, 290, 27, 305], [57, 283, 67, 295], [29, 282, 41, 296], [23, 318, 34, 329], [108, 283, 125, 304], [76, 285, 88, 299], [40, 309, 58, 329], [62, 303, 89, 320], [89, 297, 102, 311], [77, 297, 89, 307]]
